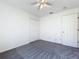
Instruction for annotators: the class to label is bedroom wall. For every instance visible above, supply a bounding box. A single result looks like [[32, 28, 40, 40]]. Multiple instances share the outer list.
[[0, 2, 39, 53], [40, 14, 62, 44], [40, 8, 79, 47], [29, 17, 40, 42]]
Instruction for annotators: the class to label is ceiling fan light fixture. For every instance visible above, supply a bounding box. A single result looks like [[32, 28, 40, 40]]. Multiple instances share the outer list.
[[39, 0, 46, 3], [39, 4, 44, 9], [39, 0, 49, 10], [32, 0, 52, 10]]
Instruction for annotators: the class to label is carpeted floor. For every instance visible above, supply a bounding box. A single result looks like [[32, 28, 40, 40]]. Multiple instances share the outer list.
[[0, 40, 79, 59]]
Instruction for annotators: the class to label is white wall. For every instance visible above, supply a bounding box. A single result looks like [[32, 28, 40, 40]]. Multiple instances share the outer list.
[[40, 15, 62, 44], [0, 2, 39, 53], [40, 8, 79, 47], [29, 17, 40, 42]]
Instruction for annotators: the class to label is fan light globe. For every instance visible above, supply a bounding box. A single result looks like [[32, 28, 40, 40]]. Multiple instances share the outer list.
[[32, 0, 51, 10]]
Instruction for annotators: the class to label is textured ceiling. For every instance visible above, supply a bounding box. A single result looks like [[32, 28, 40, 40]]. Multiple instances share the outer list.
[[1, 0, 79, 18]]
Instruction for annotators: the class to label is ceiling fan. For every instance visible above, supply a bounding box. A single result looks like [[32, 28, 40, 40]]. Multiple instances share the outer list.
[[31, 0, 52, 10]]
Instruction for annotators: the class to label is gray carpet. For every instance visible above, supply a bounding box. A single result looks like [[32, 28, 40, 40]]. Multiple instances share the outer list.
[[0, 40, 79, 59]]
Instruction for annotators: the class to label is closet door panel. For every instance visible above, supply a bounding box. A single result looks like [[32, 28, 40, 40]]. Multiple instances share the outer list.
[[62, 14, 77, 47]]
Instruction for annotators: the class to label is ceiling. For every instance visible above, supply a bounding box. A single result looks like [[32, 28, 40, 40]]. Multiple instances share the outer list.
[[1, 0, 79, 18]]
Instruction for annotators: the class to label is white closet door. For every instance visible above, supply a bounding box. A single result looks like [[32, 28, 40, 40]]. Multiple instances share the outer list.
[[62, 14, 77, 47]]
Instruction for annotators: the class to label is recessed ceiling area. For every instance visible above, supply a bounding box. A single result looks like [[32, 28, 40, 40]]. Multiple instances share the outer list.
[[0, 0, 79, 18]]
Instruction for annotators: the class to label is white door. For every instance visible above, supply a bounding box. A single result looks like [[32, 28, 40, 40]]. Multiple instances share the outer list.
[[62, 14, 77, 47]]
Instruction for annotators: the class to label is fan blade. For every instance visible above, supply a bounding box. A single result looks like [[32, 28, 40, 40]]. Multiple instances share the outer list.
[[31, 2, 37, 5], [38, 0, 46, 3], [46, 2, 52, 6], [43, 4, 50, 7], [41, 0, 45, 2], [45, 0, 48, 3], [39, 4, 44, 10]]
